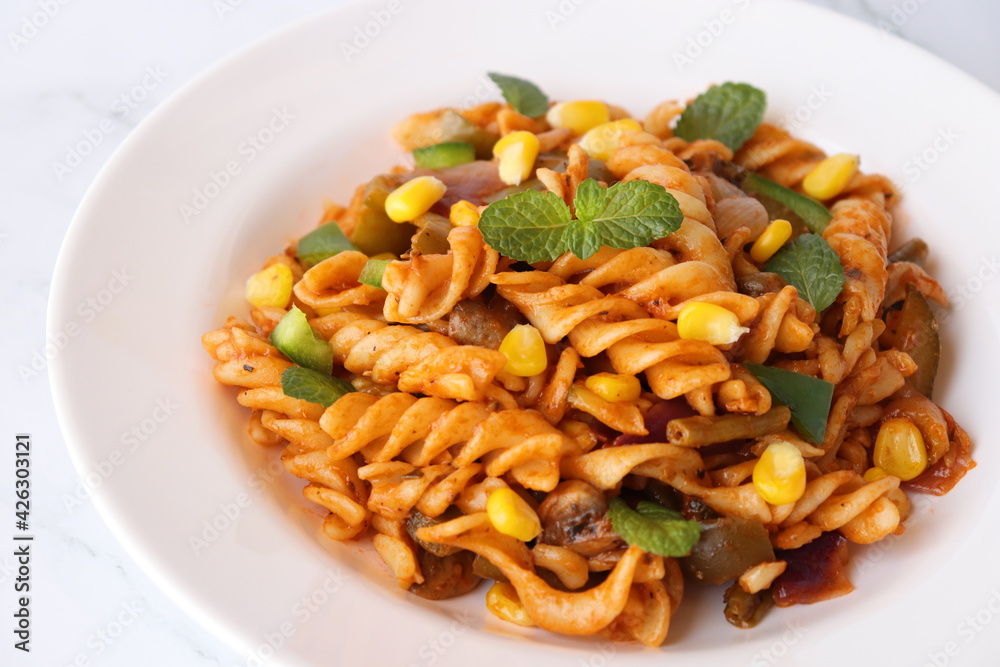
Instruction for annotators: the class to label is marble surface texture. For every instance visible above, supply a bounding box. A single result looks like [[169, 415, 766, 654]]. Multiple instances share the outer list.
[[3, 0, 998, 665]]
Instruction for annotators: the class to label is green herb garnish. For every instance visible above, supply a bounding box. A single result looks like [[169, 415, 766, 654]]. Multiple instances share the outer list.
[[765, 233, 845, 312], [743, 174, 833, 233], [296, 222, 357, 268], [744, 363, 835, 444], [674, 82, 766, 151], [280, 366, 355, 407], [358, 258, 391, 289], [479, 178, 682, 262], [412, 141, 476, 169], [487, 72, 549, 118], [607, 498, 702, 558]]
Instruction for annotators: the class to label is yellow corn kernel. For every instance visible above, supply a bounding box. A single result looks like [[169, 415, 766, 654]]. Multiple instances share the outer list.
[[370, 252, 397, 261], [863, 467, 889, 483], [874, 417, 928, 481], [545, 100, 610, 135], [493, 131, 540, 186], [802, 153, 859, 200], [749, 219, 793, 264], [486, 581, 535, 627], [753, 442, 807, 505], [449, 199, 481, 227], [677, 302, 749, 346], [585, 373, 642, 403], [498, 324, 547, 377], [245, 263, 293, 309], [578, 118, 642, 161], [486, 488, 541, 541], [384, 176, 447, 223]]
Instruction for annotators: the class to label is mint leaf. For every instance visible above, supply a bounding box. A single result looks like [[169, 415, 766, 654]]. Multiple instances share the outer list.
[[744, 363, 834, 444], [743, 173, 832, 233], [280, 366, 354, 407], [479, 179, 682, 262], [478, 189, 571, 263], [608, 498, 702, 558], [572, 177, 605, 220], [765, 234, 844, 312], [487, 73, 549, 118], [675, 82, 766, 151], [358, 258, 390, 289], [577, 180, 682, 256], [297, 223, 357, 268]]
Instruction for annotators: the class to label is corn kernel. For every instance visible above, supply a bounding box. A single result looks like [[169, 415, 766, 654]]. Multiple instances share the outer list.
[[546, 100, 610, 135], [449, 200, 481, 227], [585, 373, 641, 403], [493, 131, 540, 186], [863, 467, 889, 483], [498, 324, 547, 377], [369, 252, 397, 261], [677, 302, 749, 346], [753, 442, 807, 505], [749, 219, 793, 263], [486, 581, 534, 627], [384, 176, 447, 223], [802, 153, 859, 200], [245, 263, 293, 309], [578, 119, 642, 161], [874, 417, 927, 481], [486, 488, 541, 541]]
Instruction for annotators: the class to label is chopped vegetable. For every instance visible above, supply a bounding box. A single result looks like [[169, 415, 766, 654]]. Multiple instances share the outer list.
[[405, 510, 460, 557], [270, 306, 333, 374], [676, 302, 749, 346], [409, 550, 481, 600], [674, 82, 767, 151], [546, 100, 609, 135], [723, 584, 773, 629], [498, 324, 547, 377], [802, 153, 858, 200], [607, 498, 702, 558], [486, 581, 534, 626], [874, 417, 928, 481], [752, 442, 807, 505], [764, 233, 845, 312], [486, 487, 542, 541], [296, 223, 357, 268], [493, 131, 540, 186], [245, 263, 293, 309], [743, 173, 833, 233], [681, 517, 774, 585], [889, 288, 940, 396], [744, 363, 835, 444], [358, 258, 390, 289], [350, 175, 417, 256], [280, 366, 354, 407], [749, 218, 793, 264], [888, 238, 929, 266], [412, 141, 476, 169], [384, 176, 447, 223]]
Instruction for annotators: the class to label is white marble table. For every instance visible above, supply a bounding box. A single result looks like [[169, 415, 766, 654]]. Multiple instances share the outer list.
[[3, 0, 997, 665]]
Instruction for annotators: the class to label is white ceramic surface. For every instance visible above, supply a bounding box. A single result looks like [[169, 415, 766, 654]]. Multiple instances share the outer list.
[[10, 0, 1000, 665]]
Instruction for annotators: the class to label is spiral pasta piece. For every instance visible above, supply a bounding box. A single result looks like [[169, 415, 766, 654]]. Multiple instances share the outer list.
[[313, 311, 513, 405], [293, 250, 386, 311], [382, 225, 499, 324], [493, 271, 732, 399]]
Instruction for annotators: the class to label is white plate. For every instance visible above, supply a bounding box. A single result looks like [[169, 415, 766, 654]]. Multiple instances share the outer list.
[[50, 0, 1000, 665]]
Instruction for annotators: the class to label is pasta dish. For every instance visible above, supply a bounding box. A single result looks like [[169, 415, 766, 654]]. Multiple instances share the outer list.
[[202, 76, 974, 646]]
